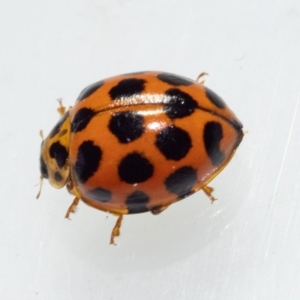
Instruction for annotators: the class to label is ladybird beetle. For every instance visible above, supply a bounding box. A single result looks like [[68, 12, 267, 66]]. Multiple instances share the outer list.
[[38, 71, 243, 244]]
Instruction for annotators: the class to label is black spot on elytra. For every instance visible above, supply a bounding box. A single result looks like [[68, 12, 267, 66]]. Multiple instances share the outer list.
[[203, 122, 225, 166], [40, 155, 49, 179], [108, 111, 144, 143], [165, 166, 198, 198], [54, 171, 63, 182], [74, 141, 102, 184], [125, 191, 150, 214], [49, 142, 68, 168], [118, 152, 154, 184], [155, 126, 192, 160], [87, 187, 112, 203], [204, 87, 226, 109], [76, 80, 105, 102], [109, 78, 146, 100], [157, 73, 193, 86], [71, 108, 97, 133], [49, 112, 69, 138], [164, 89, 198, 119]]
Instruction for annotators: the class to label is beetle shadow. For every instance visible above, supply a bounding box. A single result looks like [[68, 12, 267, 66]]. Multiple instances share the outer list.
[[59, 165, 248, 274]]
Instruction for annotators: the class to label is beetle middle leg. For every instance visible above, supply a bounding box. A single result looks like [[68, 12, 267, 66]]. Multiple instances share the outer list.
[[65, 197, 80, 218]]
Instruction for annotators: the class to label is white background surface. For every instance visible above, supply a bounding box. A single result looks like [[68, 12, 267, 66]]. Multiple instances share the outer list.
[[1, 0, 300, 299]]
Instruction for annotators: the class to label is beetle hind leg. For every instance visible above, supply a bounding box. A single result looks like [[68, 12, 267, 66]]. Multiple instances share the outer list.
[[150, 203, 172, 215], [110, 215, 123, 245], [202, 186, 217, 203], [196, 72, 209, 85]]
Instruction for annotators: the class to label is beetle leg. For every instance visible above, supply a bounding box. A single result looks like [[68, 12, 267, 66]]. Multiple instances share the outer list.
[[150, 204, 171, 215], [196, 72, 209, 85], [202, 186, 217, 203], [110, 215, 123, 245], [65, 196, 80, 218], [57, 98, 67, 116]]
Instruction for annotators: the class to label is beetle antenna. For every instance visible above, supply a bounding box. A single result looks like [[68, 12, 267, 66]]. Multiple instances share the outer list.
[[39, 130, 44, 140], [36, 176, 43, 199]]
